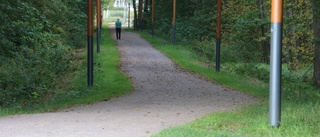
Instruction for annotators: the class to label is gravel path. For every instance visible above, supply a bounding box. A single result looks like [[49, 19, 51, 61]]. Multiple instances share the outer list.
[[0, 28, 258, 137]]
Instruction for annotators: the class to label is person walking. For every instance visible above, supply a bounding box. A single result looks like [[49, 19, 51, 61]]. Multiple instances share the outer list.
[[115, 19, 122, 40]]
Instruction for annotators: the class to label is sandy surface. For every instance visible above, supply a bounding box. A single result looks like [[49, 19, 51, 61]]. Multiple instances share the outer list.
[[0, 28, 258, 137]]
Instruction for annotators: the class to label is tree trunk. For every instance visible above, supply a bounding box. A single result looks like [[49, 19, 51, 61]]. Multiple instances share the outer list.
[[312, 0, 320, 88], [138, 0, 143, 30], [144, 0, 149, 13], [133, 0, 138, 30], [258, 0, 269, 63]]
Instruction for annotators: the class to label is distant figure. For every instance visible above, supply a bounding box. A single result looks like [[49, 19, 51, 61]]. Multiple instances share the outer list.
[[115, 19, 122, 40]]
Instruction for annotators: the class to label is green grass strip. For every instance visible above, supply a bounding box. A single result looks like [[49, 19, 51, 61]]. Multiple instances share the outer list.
[[153, 102, 320, 137]]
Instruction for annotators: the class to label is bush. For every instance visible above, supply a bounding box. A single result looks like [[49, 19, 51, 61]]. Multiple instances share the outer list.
[[0, 40, 70, 107], [0, 0, 79, 107], [222, 62, 319, 102]]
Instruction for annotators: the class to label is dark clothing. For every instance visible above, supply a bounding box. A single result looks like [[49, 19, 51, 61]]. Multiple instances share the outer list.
[[116, 28, 121, 39], [115, 20, 122, 40]]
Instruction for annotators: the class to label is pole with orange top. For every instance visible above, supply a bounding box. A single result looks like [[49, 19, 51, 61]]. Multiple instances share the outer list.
[[87, 0, 94, 86], [216, 0, 221, 72], [97, 0, 101, 53], [269, 0, 283, 127]]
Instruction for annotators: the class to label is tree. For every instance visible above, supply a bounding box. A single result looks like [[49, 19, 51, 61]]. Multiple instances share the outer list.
[[132, 0, 138, 30], [138, 0, 143, 30], [311, 0, 320, 88], [258, 0, 269, 63], [144, 0, 149, 13]]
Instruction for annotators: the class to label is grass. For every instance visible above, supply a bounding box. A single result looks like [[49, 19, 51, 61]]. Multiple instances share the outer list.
[[152, 102, 320, 137], [134, 31, 320, 137], [137, 31, 268, 99], [0, 24, 132, 116]]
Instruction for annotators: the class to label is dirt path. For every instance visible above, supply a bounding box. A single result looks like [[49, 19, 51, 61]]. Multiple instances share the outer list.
[[0, 28, 258, 137]]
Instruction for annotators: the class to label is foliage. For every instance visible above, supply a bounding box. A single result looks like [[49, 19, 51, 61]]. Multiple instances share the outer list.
[[310, 0, 320, 88], [139, 0, 317, 90], [0, 0, 86, 107], [0, 25, 132, 115], [282, 0, 314, 70], [26, 0, 87, 48]]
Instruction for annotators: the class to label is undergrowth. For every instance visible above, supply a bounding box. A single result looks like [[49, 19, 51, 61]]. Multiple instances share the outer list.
[[0, 25, 132, 116]]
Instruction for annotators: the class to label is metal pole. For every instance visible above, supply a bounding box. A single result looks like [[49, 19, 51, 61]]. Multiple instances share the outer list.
[[269, 0, 283, 128], [172, 0, 176, 45], [216, 0, 221, 72], [97, 0, 101, 53], [87, 0, 94, 86]]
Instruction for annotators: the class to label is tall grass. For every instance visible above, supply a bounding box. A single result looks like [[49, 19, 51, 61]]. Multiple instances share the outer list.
[[135, 31, 320, 137]]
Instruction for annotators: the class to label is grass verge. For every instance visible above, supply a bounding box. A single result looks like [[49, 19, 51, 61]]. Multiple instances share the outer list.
[[0, 25, 132, 116], [135, 31, 320, 136]]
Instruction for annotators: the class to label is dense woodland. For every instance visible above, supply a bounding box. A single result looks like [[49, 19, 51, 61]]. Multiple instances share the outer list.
[[0, 0, 319, 107]]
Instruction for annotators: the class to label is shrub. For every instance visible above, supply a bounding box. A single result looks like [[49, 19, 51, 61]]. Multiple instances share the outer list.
[[0, 0, 73, 107]]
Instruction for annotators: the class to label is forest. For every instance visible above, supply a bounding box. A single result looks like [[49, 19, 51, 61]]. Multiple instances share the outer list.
[[1, 0, 320, 108]]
